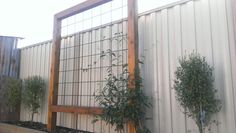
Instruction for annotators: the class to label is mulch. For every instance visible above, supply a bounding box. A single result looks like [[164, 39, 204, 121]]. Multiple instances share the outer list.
[[4, 121, 93, 133]]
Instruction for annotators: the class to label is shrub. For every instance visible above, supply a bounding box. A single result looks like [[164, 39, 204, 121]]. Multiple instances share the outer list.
[[6, 78, 22, 111], [174, 52, 221, 133], [95, 65, 151, 133], [22, 76, 45, 122]]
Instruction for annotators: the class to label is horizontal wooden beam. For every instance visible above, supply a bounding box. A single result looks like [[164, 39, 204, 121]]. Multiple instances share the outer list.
[[55, 0, 112, 20], [51, 105, 103, 115]]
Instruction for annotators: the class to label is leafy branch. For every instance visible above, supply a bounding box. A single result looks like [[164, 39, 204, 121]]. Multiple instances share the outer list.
[[5, 78, 22, 111], [94, 52, 151, 133], [22, 76, 45, 123], [174, 52, 221, 133]]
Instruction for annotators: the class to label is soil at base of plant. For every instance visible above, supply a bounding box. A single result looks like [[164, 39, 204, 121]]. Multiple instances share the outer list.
[[3, 121, 93, 133]]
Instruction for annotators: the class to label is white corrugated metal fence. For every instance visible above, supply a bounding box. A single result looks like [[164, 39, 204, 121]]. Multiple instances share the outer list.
[[20, 0, 236, 132]]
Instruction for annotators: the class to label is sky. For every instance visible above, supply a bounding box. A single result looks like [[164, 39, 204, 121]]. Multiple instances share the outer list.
[[0, 0, 179, 48]]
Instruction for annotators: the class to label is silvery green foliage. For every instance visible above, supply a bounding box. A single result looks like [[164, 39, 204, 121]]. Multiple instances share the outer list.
[[174, 52, 221, 133], [22, 76, 45, 122]]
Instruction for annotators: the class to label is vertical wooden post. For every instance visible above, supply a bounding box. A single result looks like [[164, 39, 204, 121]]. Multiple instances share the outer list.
[[127, 0, 138, 133], [47, 17, 61, 132]]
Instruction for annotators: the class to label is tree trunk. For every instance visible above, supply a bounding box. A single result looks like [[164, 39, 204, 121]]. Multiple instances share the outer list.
[[197, 122, 203, 133], [31, 112, 34, 123]]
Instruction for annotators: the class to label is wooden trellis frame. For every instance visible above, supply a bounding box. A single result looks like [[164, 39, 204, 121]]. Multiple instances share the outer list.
[[47, 0, 138, 132]]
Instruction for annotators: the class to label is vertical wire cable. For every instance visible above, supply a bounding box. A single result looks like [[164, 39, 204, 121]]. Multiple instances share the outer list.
[[123, 1, 129, 133], [99, 4, 103, 132], [75, 13, 80, 130], [63, 19, 68, 107], [116, 4, 119, 94], [64, 21, 70, 125], [63, 36, 70, 124], [85, 12, 91, 131], [79, 26, 84, 131], [92, 15, 97, 133], [88, 13, 92, 109], [72, 15, 76, 107], [122, 1, 125, 132], [75, 32, 81, 130], [61, 38, 66, 124], [67, 36, 74, 128], [75, 20, 81, 129], [89, 9, 95, 132], [68, 36, 72, 107], [71, 15, 77, 129], [109, 1, 113, 133]]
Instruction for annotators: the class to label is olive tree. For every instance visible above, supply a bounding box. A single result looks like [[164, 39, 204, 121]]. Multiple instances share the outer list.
[[22, 76, 45, 122], [174, 52, 221, 133]]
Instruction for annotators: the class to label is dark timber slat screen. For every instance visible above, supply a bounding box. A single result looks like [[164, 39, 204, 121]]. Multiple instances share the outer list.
[[0, 77, 21, 121], [0, 36, 21, 121], [0, 36, 21, 78]]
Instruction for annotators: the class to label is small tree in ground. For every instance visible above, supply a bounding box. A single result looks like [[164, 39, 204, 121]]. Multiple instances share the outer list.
[[174, 52, 221, 133], [95, 66, 151, 133], [6, 78, 22, 111], [93, 48, 151, 133], [22, 76, 45, 123]]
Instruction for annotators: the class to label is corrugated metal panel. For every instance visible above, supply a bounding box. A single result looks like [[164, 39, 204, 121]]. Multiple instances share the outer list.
[[20, 41, 52, 124], [139, 0, 236, 133], [0, 36, 21, 78], [20, 0, 236, 132]]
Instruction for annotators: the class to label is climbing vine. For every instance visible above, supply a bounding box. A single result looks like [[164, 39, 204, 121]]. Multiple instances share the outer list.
[[94, 64, 151, 133], [91, 32, 151, 133]]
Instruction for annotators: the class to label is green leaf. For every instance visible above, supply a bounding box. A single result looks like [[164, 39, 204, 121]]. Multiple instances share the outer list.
[[22, 76, 45, 122], [174, 52, 221, 133], [93, 60, 151, 132]]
